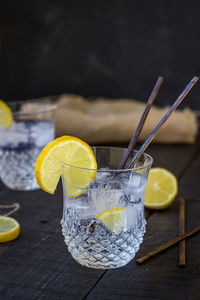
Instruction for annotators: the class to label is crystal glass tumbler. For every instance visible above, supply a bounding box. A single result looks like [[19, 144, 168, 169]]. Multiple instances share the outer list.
[[61, 147, 153, 269], [0, 100, 57, 190]]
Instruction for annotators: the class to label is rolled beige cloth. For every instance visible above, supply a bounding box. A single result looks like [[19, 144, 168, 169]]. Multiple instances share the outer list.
[[55, 94, 198, 144]]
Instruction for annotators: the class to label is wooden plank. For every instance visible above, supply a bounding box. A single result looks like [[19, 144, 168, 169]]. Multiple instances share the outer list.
[[84, 149, 200, 300], [0, 141, 199, 300], [0, 185, 105, 300], [146, 141, 200, 178]]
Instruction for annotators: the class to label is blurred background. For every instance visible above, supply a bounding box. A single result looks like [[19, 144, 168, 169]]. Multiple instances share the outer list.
[[0, 0, 199, 109]]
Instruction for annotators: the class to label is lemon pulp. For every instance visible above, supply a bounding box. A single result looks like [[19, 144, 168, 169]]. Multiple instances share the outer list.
[[35, 136, 97, 197], [145, 167, 178, 209], [0, 216, 20, 243], [0, 100, 13, 129], [96, 208, 124, 234]]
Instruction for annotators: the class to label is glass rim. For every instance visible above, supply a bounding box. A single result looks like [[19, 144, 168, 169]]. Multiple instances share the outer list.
[[0, 99, 58, 117], [61, 146, 153, 172]]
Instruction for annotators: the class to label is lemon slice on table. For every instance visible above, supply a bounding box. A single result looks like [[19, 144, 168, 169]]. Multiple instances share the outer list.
[[0, 100, 13, 129], [96, 208, 124, 234], [144, 168, 178, 210], [35, 136, 97, 197], [0, 216, 20, 243]]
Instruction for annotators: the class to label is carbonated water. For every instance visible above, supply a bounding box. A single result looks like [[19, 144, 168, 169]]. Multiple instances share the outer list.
[[61, 172, 147, 269], [0, 120, 54, 190]]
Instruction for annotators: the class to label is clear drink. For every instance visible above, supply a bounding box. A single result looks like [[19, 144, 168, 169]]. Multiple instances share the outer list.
[[61, 147, 153, 269], [0, 101, 56, 190]]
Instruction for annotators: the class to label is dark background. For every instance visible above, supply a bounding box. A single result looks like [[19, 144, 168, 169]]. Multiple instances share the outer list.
[[0, 0, 200, 109]]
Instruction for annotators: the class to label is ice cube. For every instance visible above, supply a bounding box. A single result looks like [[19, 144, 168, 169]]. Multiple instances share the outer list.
[[130, 173, 142, 187], [121, 205, 143, 231], [0, 121, 29, 147], [32, 121, 54, 147]]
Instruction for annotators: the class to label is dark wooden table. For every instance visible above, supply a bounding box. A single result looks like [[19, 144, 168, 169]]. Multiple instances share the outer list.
[[1, 140, 200, 300]]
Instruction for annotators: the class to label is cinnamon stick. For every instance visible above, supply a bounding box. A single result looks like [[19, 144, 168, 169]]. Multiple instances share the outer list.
[[136, 224, 200, 264], [179, 197, 186, 267], [126, 76, 199, 169], [118, 76, 163, 169]]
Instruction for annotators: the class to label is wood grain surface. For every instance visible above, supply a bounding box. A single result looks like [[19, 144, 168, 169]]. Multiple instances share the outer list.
[[85, 143, 200, 300], [179, 197, 186, 267], [0, 139, 200, 300]]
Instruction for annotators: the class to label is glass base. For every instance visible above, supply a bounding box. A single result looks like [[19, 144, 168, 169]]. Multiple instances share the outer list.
[[72, 254, 133, 269], [61, 218, 146, 269]]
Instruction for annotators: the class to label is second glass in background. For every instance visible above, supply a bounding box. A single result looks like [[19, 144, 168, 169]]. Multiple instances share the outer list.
[[0, 100, 57, 190]]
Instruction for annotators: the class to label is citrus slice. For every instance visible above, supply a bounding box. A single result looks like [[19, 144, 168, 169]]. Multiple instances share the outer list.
[[0, 216, 20, 243], [35, 136, 97, 197], [0, 99, 13, 129], [96, 208, 124, 234], [144, 168, 178, 209]]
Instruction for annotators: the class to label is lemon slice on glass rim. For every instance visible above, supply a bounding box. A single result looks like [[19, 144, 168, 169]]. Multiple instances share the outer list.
[[0, 216, 20, 243], [144, 167, 178, 209], [35, 136, 97, 197], [0, 100, 13, 129], [96, 208, 124, 234]]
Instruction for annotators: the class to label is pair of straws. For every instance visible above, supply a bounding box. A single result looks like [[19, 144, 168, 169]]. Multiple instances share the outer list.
[[119, 76, 198, 170]]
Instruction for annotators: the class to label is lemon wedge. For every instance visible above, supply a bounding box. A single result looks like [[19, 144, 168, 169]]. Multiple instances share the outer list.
[[35, 136, 97, 197], [96, 208, 124, 234], [144, 168, 178, 209], [0, 216, 20, 243], [0, 100, 13, 129]]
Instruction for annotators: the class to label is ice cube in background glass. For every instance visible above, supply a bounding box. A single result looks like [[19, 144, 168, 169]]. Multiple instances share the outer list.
[[32, 121, 55, 147], [0, 121, 29, 148], [11, 122, 30, 147]]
